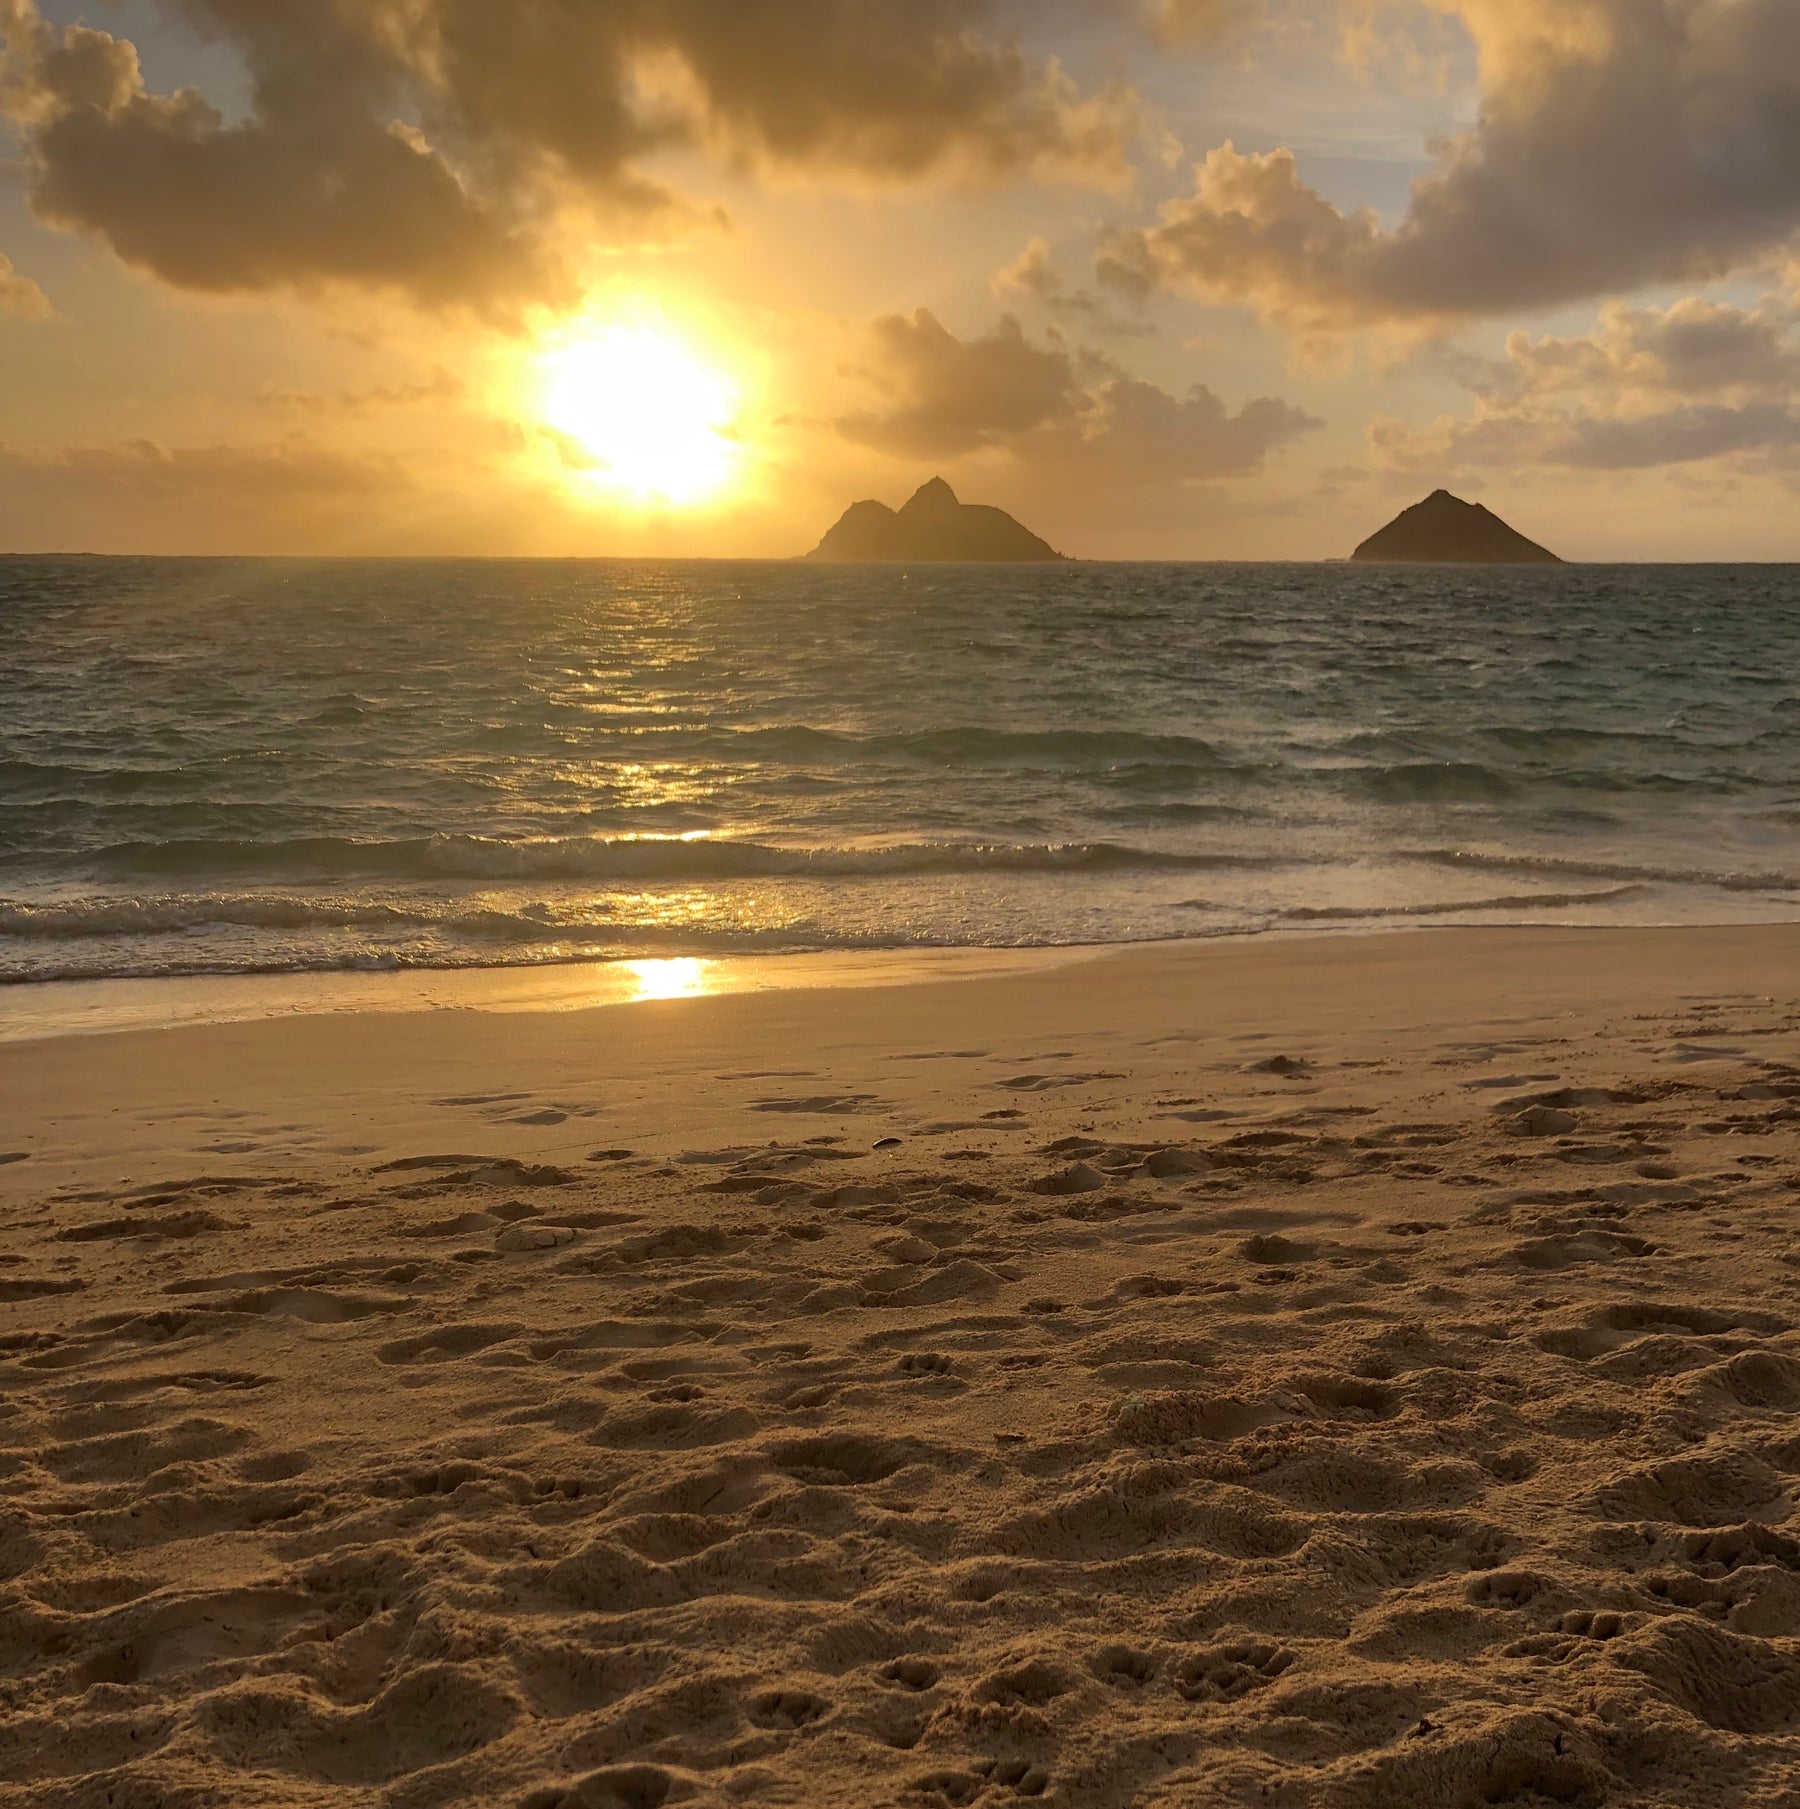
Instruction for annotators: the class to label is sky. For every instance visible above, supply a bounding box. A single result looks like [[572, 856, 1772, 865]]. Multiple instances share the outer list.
[[0, 0, 1797, 560]]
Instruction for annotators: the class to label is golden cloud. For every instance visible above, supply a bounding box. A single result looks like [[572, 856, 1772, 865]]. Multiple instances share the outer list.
[[1373, 294, 1800, 473], [0, 249, 50, 318], [837, 306, 1318, 485], [1108, 0, 1800, 330], [0, 0, 1137, 313]]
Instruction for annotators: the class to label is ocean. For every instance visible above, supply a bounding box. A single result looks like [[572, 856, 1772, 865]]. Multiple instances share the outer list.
[[2, 557, 1797, 989]]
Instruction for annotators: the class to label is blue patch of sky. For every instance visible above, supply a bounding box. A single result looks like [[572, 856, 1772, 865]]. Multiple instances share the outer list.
[[37, 0, 255, 123]]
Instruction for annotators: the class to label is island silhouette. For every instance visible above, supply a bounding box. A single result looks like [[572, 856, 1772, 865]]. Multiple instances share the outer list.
[[1353, 490, 1562, 563], [808, 478, 1065, 562]]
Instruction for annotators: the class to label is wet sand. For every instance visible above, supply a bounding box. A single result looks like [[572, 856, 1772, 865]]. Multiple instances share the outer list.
[[5, 926, 1800, 1807]]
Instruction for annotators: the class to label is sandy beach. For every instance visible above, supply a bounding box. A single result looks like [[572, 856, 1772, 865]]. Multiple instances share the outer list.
[[7, 0, 1799, 1800], [6, 924, 1800, 1808]]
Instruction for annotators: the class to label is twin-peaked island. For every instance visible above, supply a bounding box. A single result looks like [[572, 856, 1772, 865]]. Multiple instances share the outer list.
[[807, 477, 1065, 563], [807, 479, 1563, 565]]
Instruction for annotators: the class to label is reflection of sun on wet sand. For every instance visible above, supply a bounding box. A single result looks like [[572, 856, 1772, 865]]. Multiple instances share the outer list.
[[625, 957, 713, 1002], [4, 927, 1800, 1808]]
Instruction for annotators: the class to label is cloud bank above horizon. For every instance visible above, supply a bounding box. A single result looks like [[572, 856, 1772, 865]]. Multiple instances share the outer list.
[[0, 0, 1796, 558]]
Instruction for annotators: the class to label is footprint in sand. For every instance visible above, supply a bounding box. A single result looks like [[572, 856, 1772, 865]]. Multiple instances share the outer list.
[[433, 1093, 598, 1127], [376, 1154, 580, 1187], [0, 1275, 86, 1301], [1461, 1072, 1563, 1090], [57, 1210, 234, 1243], [1092, 1645, 1159, 1687], [495, 1224, 579, 1253], [751, 1095, 889, 1115], [1172, 1641, 1296, 1703], [996, 1073, 1123, 1092], [879, 1658, 941, 1692], [748, 1689, 831, 1730], [1028, 1163, 1108, 1195], [1507, 1229, 1656, 1270]]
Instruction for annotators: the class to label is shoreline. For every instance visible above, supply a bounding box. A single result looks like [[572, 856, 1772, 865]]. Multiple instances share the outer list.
[[3, 921, 1797, 1199], [0, 942, 1103, 1045], [7, 910, 1800, 1045]]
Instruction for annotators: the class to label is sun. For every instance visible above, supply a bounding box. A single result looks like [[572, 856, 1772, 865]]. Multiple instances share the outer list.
[[538, 324, 740, 507]]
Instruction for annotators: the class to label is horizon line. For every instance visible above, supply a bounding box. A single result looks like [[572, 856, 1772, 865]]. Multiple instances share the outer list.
[[3, 551, 1797, 567]]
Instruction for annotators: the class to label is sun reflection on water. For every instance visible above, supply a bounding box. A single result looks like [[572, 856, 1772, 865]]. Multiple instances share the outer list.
[[623, 957, 713, 1001]]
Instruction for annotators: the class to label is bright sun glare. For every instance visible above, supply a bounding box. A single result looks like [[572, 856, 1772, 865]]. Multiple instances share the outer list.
[[624, 958, 713, 1002], [540, 326, 739, 507]]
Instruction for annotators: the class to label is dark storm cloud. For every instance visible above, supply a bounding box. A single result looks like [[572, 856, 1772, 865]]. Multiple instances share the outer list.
[[837, 306, 1318, 482], [1107, 0, 1800, 330], [0, 0, 1136, 312]]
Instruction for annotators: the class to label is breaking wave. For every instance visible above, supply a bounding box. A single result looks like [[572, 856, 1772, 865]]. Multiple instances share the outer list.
[[71, 835, 1283, 885]]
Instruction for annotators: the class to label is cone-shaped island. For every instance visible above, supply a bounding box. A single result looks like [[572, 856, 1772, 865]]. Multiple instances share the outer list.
[[1353, 490, 1563, 564]]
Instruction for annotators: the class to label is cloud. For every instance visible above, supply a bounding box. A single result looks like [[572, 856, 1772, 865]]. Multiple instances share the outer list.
[[0, 249, 49, 318], [1027, 371, 1322, 486], [0, 0, 554, 314], [996, 238, 1062, 304], [995, 235, 1150, 336], [256, 369, 468, 414], [839, 311, 1080, 458], [1477, 297, 1800, 403], [836, 306, 1318, 484], [1373, 294, 1800, 472], [0, 425, 864, 557], [640, 1, 1135, 184], [1375, 400, 1800, 473], [0, 0, 1136, 313], [0, 436, 415, 502], [1107, 0, 1800, 330], [1141, 0, 1267, 46], [0, 435, 430, 550]]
